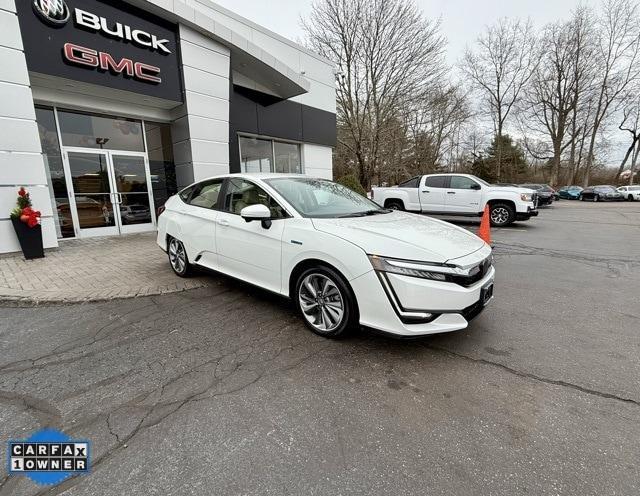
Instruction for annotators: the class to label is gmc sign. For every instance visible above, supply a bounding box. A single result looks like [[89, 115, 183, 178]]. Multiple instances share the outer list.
[[17, 0, 183, 102]]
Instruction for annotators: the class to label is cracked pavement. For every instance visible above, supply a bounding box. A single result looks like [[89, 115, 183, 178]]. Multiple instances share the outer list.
[[1, 201, 639, 495]]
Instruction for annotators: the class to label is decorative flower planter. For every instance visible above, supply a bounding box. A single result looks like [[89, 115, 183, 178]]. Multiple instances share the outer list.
[[11, 216, 44, 260]]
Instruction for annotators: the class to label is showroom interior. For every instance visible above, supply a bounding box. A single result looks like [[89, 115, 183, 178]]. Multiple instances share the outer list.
[[0, 0, 336, 253]]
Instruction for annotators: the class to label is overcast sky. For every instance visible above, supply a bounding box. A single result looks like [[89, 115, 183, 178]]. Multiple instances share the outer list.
[[214, 0, 628, 163], [214, 0, 600, 63]]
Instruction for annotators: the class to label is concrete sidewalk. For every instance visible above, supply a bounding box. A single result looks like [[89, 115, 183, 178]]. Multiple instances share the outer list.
[[0, 233, 210, 303]]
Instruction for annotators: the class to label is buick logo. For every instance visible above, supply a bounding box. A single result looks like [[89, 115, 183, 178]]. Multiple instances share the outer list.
[[32, 0, 70, 26]]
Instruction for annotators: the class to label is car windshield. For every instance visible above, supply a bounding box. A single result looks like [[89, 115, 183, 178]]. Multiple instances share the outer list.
[[265, 177, 389, 218], [522, 184, 542, 190]]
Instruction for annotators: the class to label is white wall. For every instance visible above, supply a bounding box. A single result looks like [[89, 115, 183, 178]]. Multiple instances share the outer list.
[[172, 25, 231, 187], [0, 0, 57, 254], [190, 0, 335, 114], [302, 144, 333, 180]]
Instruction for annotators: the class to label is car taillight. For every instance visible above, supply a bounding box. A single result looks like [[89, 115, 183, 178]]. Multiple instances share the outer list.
[[157, 205, 166, 217]]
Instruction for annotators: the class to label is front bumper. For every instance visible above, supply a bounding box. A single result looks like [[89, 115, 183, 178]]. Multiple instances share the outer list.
[[516, 206, 538, 221], [351, 265, 495, 337]]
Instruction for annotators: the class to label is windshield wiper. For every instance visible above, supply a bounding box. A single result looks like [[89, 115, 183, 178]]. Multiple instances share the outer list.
[[337, 209, 391, 218]]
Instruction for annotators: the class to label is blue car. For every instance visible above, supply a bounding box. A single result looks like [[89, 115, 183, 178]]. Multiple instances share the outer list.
[[558, 186, 583, 200]]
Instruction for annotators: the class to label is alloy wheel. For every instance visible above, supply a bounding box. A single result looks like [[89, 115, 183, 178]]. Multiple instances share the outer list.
[[298, 273, 345, 332], [490, 207, 509, 226], [169, 239, 186, 274]]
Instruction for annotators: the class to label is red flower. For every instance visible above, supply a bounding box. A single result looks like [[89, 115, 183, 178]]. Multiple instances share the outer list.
[[18, 187, 26, 197], [22, 206, 33, 216], [27, 215, 39, 228]]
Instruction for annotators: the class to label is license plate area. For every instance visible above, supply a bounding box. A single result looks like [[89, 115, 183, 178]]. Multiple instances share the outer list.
[[481, 282, 494, 306]]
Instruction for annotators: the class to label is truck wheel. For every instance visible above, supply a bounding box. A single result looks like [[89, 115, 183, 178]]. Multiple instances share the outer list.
[[629, 194, 635, 201], [489, 203, 515, 227], [386, 200, 405, 211]]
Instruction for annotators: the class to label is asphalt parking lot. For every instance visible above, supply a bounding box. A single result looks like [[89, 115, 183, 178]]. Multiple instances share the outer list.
[[1, 201, 639, 496]]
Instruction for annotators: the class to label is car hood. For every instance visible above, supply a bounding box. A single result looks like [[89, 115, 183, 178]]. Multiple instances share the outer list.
[[311, 211, 486, 264]]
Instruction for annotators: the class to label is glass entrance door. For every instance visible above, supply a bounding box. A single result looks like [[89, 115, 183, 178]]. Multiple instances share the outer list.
[[111, 155, 154, 234], [64, 149, 156, 238]]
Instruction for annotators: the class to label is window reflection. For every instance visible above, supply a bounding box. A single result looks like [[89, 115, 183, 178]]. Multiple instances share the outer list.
[[35, 107, 73, 238], [145, 121, 177, 213], [240, 137, 273, 173], [58, 110, 144, 152]]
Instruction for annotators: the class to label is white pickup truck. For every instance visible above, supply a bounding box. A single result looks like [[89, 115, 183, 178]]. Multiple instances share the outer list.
[[371, 173, 539, 227]]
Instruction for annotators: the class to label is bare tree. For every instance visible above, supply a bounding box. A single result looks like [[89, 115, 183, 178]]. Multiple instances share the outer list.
[[302, 0, 446, 189], [581, 0, 640, 186], [461, 18, 539, 180], [521, 19, 584, 185], [615, 91, 640, 182], [404, 84, 471, 174], [564, 7, 598, 185]]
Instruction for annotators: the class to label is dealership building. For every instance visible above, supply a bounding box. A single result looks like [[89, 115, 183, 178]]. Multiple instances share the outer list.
[[0, 0, 336, 254]]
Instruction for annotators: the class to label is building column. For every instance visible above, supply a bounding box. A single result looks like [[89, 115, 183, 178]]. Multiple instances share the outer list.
[[0, 0, 57, 254], [171, 25, 230, 188]]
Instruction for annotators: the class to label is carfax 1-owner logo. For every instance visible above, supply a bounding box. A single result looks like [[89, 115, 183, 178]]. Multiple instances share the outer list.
[[6, 429, 90, 486]]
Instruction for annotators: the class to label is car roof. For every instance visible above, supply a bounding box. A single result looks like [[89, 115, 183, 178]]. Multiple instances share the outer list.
[[184, 172, 323, 185]]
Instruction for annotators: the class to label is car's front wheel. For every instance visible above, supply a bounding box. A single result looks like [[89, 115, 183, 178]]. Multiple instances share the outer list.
[[593, 194, 599, 202], [295, 266, 357, 338], [489, 203, 515, 227], [168, 237, 193, 277], [629, 194, 635, 201], [385, 200, 405, 211]]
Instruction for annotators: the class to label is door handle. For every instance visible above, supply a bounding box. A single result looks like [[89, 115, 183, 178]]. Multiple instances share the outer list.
[[421, 190, 430, 193], [447, 191, 456, 194], [217, 219, 229, 226]]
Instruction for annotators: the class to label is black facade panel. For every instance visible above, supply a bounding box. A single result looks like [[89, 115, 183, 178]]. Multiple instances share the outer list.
[[257, 100, 304, 142], [302, 106, 337, 148], [16, 0, 183, 102], [229, 85, 337, 172]]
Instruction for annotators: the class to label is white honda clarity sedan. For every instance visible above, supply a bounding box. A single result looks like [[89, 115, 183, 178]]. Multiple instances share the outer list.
[[157, 174, 494, 338]]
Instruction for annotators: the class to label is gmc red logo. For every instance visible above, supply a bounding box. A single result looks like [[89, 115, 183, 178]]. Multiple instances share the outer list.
[[63, 43, 161, 84]]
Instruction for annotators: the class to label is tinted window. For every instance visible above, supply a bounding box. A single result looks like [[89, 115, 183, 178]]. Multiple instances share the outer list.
[[223, 179, 286, 218], [179, 187, 193, 202], [450, 176, 479, 190], [274, 142, 302, 173], [265, 177, 384, 218], [35, 106, 72, 239], [188, 180, 223, 209], [399, 177, 420, 188], [58, 110, 144, 152], [424, 176, 449, 188]]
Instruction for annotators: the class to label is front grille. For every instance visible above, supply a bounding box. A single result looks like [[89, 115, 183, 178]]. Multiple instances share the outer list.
[[449, 257, 492, 287], [461, 299, 485, 322]]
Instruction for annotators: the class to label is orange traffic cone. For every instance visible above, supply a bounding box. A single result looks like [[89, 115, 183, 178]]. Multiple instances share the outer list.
[[477, 206, 492, 245]]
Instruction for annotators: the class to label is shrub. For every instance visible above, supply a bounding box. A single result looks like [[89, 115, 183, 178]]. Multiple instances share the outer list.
[[336, 174, 367, 196]]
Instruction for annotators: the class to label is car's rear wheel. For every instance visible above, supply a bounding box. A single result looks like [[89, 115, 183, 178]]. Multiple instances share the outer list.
[[168, 237, 193, 277], [295, 266, 356, 338], [386, 200, 405, 211], [489, 203, 515, 227]]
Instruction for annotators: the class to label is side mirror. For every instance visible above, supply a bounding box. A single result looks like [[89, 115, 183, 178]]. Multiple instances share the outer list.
[[471, 183, 482, 190], [240, 204, 272, 229]]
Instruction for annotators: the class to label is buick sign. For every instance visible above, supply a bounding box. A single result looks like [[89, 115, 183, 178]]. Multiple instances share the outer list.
[[17, 0, 183, 102], [32, 0, 70, 26]]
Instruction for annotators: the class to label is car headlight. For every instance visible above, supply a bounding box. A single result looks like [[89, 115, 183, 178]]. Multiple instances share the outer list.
[[369, 255, 467, 281], [520, 193, 533, 201]]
